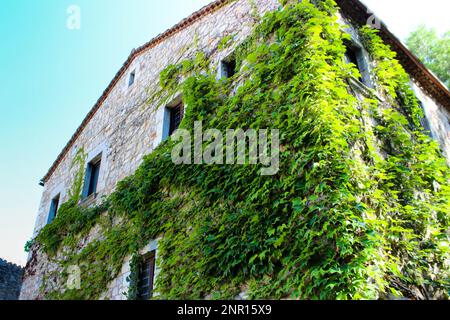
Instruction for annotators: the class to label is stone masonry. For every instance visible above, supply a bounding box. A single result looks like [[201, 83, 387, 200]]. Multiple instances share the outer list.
[[20, 0, 450, 300]]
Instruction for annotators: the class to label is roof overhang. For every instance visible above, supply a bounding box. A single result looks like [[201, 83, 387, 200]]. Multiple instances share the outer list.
[[336, 0, 450, 110]]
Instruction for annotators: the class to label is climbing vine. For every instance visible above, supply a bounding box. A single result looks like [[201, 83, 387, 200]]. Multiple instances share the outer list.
[[30, 0, 449, 300]]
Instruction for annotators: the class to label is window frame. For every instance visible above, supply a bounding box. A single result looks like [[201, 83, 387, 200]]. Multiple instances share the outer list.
[[221, 59, 237, 79], [219, 54, 237, 79], [162, 98, 185, 141], [418, 100, 433, 137], [168, 102, 184, 136], [47, 193, 60, 224], [136, 250, 156, 300], [128, 70, 136, 87], [344, 40, 371, 87], [82, 155, 102, 199]]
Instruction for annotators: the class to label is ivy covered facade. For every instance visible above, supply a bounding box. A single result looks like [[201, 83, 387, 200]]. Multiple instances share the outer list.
[[21, 0, 450, 300]]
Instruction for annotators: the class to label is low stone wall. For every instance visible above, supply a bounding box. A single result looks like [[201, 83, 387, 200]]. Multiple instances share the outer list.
[[0, 258, 23, 300]]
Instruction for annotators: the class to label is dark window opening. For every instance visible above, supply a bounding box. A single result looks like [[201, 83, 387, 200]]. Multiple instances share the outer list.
[[221, 58, 237, 78], [47, 194, 60, 224], [137, 251, 156, 300], [129, 71, 135, 87], [345, 43, 364, 83], [168, 103, 184, 136], [87, 160, 101, 196], [83, 156, 101, 199], [418, 100, 432, 137]]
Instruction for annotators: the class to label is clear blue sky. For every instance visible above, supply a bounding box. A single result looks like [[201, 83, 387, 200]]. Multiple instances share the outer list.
[[0, 0, 448, 266]]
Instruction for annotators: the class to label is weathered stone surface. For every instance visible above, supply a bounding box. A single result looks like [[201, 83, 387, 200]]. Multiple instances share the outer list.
[[413, 82, 450, 162]]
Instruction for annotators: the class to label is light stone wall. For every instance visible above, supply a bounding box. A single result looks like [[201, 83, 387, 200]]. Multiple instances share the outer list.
[[412, 82, 450, 162], [20, 0, 450, 300]]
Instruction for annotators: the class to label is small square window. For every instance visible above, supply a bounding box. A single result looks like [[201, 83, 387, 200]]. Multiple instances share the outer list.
[[136, 251, 156, 300], [221, 58, 237, 79], [83, 156, 101, 199], [162, 100, 185, 141], [168, 103, 184, 136], [88, 161, 100, 196], [418, 100, 432, 137], [129, 71, 135, 87], [344, 40, 373, 88], [345, 44, 364, 82], [47, 194, 60, 224]]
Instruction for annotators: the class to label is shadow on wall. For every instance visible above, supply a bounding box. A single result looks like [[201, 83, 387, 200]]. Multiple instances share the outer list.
[[0, 258, 23, 300]]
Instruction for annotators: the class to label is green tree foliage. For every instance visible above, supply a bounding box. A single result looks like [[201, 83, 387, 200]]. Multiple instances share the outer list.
[[406, 25, 450, 88]]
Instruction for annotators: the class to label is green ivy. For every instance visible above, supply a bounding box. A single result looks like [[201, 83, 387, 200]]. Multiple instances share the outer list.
[[218, 34, 236, 51], [34, 147, 107, 256], [32, 0, 449, 300]]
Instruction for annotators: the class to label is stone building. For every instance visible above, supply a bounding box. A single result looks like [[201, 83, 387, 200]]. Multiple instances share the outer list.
[[20, 0, 450, 300], [0, 259, 23, 300]]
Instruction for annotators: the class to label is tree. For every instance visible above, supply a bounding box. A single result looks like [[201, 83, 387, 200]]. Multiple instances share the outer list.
[[406, 25, 450, 88]]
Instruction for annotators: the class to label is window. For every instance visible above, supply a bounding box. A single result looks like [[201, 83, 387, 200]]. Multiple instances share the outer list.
[[82, 156, 101, 198], [168, 102, 184, 136], [162, 100, 185, 141], [129, 71, 135, 87], [220, 58, 237, 79], [137, 251, 156, 300], [47, 194, 60, 224], [418, 101, 432, 137], [345, 44, 363, 82], [344, 41, 370, 86]]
